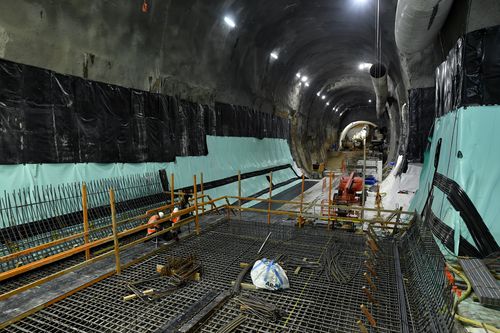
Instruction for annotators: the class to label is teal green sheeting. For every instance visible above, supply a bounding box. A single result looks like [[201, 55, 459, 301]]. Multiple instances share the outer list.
[[0, 135, 296, 198], [410, 106, 500, 255]]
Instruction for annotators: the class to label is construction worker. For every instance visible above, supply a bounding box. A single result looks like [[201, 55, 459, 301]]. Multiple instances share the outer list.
[[171, 207, 180, 241], [147, 211, 165, 236], [172, 207, 180, 223], [147, 209, 178, 241]]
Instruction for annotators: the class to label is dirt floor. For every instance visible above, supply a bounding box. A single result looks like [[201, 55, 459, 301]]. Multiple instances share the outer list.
[[325, 150, 365, 173]]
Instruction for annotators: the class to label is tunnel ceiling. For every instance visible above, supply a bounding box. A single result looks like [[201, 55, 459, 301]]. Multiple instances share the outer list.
[[225, 0, 402, 121], [0, 0, 406, 172]]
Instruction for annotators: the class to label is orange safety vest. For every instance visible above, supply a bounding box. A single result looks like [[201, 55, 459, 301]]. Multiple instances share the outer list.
[[147, 215, 160, 235], [172, 214, 180, 224]]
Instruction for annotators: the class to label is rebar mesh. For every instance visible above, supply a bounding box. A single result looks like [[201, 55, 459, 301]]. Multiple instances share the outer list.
[[399, 214, 455, 333], [0, 172, 165, 273], [4, 214, 416, 333]]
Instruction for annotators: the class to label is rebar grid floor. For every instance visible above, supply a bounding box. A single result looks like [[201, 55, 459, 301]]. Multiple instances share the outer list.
[[4, 214, 407, 333], [0, 230, 145, 295]]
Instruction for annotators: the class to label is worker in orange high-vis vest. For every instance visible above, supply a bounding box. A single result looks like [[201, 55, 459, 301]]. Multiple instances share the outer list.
[[147, 211, 165, 236], [172, 207, 180, 223], [171, 207, 180, 241]]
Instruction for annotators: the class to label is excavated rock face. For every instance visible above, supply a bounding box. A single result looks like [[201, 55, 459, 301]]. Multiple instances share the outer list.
[[7, 1, 491, 172]]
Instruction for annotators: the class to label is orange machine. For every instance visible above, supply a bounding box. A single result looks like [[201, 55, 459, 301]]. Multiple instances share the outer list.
[[333, 172, 364, 206]]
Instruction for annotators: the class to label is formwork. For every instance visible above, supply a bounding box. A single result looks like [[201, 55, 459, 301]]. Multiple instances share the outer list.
[[2, 212, 454, 333]]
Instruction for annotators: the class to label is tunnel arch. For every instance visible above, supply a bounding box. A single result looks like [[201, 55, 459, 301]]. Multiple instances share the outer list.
[[338, 121, 378, 149]]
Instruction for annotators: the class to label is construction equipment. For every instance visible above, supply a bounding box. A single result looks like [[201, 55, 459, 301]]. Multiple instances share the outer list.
[[333, 172, 364, 208]]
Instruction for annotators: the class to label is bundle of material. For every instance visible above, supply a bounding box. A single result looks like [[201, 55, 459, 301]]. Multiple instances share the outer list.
[[217, 315, 247, 333], [320, 244, 360, 284], [124, 255, 201, 301], [234, 294, 286, 323], [156, 255, 200, 279]]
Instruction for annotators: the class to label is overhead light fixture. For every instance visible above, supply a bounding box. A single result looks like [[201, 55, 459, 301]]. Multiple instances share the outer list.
[[301, 76, 308, 82], [296, 73, 302, 79], [358, 62, 372, 70], [321, 95, 326, 100], [326, 102, 330, 106], [316, 91, 321, 96], [224, 16, 236, 28], [270, 52, 278, 60], [368, 99, 372, 103], [305, 82, 310, 87]]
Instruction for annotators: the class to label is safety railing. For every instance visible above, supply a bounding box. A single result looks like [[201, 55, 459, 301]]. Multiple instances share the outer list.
[[0, 170, 414, 301]]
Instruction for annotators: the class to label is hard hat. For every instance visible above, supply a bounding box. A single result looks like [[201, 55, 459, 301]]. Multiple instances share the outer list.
[[158, 212, 164, 218], [173, 207, 179, 213]]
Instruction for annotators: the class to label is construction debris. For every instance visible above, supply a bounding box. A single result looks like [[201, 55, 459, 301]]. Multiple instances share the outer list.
[[234, 294, 286, 323], [158, 255, 201, 279], [124, 255, 201, 301], [320, 243, 361, 283], [250, 258, 289, 290]]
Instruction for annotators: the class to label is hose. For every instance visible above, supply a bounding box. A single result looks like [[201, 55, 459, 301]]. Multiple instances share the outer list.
[[447, 264, 500, 333]]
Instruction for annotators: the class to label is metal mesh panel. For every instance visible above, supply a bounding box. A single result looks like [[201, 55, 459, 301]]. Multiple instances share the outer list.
[[399, 214, 455, 333], [0, 172, 165, 291], [5, 215, 417, 333]]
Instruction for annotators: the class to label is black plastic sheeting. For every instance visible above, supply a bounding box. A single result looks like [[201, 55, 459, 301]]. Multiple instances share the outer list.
[[214, 102, 290, 139], [407, 88, 435, 163], [425, 200, 481, 258], [436, 25, 500, 116], [0, 59, 290, 164], [433, 172, 499, 258]]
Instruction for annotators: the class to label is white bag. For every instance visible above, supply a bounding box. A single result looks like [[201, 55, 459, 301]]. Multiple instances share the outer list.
[[251, 258, 289, 290]]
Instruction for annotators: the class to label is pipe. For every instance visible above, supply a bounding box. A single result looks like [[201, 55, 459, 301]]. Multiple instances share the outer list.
[[370, 63, 388, 119], [395, 0, 454, 54]]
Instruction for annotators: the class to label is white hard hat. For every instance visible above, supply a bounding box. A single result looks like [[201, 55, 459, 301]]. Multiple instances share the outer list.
[[173, 207, 179, 213], [158, 212, 165, 218]]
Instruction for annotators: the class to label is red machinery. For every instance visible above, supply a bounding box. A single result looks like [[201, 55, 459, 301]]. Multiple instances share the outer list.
[[333, 172, 364, 205]]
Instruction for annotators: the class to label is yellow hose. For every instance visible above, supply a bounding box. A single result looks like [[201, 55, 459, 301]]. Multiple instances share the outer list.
[[447, 264, 500, 333]]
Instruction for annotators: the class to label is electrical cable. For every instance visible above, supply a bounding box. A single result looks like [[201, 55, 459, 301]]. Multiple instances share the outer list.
[[447, 264, 500, 333]]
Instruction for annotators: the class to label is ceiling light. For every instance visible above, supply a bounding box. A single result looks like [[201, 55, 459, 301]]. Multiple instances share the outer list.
[[270, 52, 278, 60], [305, 82, 310, 87], [326, 102, 330, 106], [368, 99, 372, 103], [321, 95, 326, 100], [358, 62, 372, 70], [301, 76, 308, 82], [224, 16, 236, 28], [296, 72, 301, 79], [316, 91, 321, 96]]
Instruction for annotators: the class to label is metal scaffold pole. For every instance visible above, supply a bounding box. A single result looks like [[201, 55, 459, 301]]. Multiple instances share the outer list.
[[109, 188, 121, 275]]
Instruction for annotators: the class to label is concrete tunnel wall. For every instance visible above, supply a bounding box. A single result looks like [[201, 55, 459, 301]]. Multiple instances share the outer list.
[[0, 0, 499, 180], [0, 0, 406, 177]]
